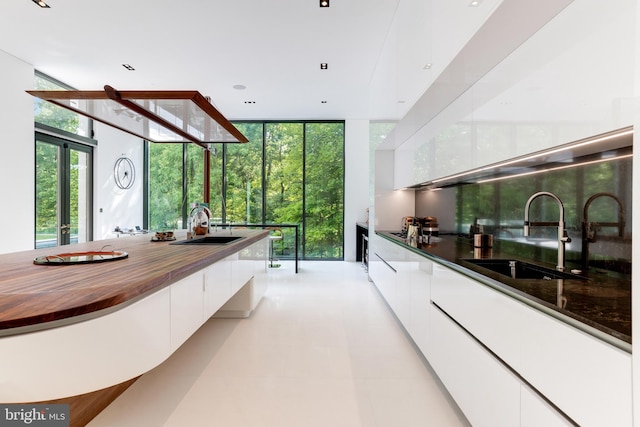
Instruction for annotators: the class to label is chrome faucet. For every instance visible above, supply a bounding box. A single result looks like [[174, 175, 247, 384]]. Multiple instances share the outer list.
[[581, 192, 625, 269], [524, 192, 571, 272], [187, 203, 213, 238]]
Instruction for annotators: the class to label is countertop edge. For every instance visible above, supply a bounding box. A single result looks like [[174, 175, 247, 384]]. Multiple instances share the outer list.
[[0, 230, 269, 335], [375, 231, 632, 353]]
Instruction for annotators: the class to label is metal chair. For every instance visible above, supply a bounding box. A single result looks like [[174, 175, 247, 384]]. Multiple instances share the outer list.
[[267, 227, 283, 268]]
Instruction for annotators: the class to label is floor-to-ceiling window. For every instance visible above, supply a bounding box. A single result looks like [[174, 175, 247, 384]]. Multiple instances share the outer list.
[[304, 122, 344, 258], [33, 72, 94, 249], [148, 143, 184, 230], [147, 120, 344, 260], [224, 123, 264, 223]]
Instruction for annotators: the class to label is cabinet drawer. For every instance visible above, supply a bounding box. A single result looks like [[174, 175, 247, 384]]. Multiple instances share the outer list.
[[520, 305, 632, 427], [521, 385, 573, 427], [429, 304, 520, 427], [431, 263, 523, 369], [170, 271, 204, 351]]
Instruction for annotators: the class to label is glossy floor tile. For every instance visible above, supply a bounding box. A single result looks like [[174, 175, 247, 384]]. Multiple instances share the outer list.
[[89, 261, 469, 427]]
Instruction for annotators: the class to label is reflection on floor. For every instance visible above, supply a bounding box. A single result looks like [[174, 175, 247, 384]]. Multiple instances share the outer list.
[[89, 261, 468, 427]]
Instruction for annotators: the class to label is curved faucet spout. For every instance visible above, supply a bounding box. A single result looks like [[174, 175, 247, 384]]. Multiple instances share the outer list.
[[581, 192, 625, 270], [523, 191, 570, 271], [582, 192, 625, 240]]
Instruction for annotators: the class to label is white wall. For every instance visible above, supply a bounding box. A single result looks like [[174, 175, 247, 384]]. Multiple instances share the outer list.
[[93, 123, 145, 240], [372, 149, 415, 232], [343, 120, 369, 261], [0, 50, 35, 254], [0, 50, 145, 252]]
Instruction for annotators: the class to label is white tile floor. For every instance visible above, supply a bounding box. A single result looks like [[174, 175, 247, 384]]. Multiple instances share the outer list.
[[89, 261, 469, 427]]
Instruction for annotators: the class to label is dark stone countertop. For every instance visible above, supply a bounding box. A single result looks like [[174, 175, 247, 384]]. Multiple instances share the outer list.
[[376, 231, 631, 349]]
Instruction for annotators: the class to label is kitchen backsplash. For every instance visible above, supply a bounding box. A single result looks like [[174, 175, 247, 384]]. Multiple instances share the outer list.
[[416, 154, 632, 276]]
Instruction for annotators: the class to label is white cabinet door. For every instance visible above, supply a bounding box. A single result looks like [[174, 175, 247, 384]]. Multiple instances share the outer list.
[[519, 305, 632, 427], [430, 263, 523, 370], [203, 255, 232, 319], [521, 385, 573, 427], [170, 271, 205, 351], [214, 237, 270, 318], [393, 254, 412, 327], [233, 240, 259, 294], [428, 304, 520, 427], [408, 257, 432, 356], [372, 251, 397, 309]]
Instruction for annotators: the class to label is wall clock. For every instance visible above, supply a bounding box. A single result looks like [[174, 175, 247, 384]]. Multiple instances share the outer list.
[[114, 156, 135, 190]]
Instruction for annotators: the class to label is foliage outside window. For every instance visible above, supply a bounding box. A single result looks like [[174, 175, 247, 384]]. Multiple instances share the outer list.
[[35, 142, 58, 245], [456, 157, 631, 268], [33, 73, 90, 137], [147, 121, 345, 260], [148, 143, 183, 230], [225, 123, 264, 223]]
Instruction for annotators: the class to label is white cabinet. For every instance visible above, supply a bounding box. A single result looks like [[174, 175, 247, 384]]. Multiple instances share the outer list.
[[214, 238, 269, 319], [410, 258, 432, 355], [203, 255, 232, 319], [370, 235, 434, 360], [429, 304, 521, 427], [519, 304, 632, 427], [399, 252, 432, 356], [430, 263, 523, 370], [174, 236, 270, 349], [520, 385, 572, 427], [430, 261, 632, 426], [373, 235, 632, 427], [170, 271, 205, 351], [369, 235, 398, 309]]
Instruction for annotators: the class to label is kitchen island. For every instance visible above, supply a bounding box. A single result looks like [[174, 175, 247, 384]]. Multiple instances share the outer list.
[[0, 229, 269, 406]]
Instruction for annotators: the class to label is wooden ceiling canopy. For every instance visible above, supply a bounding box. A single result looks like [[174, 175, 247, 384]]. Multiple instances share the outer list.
[[27, 85, 248, 148]]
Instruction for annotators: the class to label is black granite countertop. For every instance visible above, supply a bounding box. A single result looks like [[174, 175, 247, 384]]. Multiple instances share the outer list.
[[377, 231, 631, 349]]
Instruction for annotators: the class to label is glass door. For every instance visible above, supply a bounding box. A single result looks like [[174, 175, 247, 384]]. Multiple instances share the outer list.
[[35, 134, 92, 248]]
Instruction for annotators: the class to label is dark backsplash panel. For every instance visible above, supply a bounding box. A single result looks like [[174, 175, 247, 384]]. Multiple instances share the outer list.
[[419, 155, 632, 276]]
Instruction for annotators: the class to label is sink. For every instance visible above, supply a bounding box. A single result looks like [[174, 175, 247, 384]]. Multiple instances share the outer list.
[[170, 236, 245, 245], [462, 258, 587, 281]]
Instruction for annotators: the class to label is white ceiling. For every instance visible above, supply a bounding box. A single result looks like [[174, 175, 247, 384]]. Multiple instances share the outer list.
[[0, 0, 400, 121]]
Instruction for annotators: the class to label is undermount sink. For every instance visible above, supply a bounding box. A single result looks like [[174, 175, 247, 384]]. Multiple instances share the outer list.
[[462, 258, 587, 281], [170, 236, 245, 245]]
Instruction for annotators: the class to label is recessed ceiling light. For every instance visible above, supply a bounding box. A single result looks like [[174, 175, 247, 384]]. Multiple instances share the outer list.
[[320, 0, 329, 7], [32, 0, 50, 8], [320, 63, 328, 70], [423, 63, 432, 69], [233, 84, 247, 90], [469, 0, 481, 6], [122, 64, 135, 71]]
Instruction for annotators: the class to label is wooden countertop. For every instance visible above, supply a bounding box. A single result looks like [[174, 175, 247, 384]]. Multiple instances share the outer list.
[[0, 229, 268, 334]]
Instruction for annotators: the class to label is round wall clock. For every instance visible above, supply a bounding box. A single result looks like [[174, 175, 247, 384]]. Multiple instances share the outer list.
[[114, 156, 135, 190]]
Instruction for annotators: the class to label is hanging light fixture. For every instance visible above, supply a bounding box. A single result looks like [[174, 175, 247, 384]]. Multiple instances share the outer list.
[[27, 85, 248, 147], [31, 0, 50, 8]]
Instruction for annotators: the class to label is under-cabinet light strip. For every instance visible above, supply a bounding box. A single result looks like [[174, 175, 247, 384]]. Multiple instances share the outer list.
[[476, 153, 633, 184]]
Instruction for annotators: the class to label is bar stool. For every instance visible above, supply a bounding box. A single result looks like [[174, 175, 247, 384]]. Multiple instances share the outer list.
[[267, 227, 283, 268]]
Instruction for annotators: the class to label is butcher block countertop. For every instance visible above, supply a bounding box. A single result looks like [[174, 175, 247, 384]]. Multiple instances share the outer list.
[[0, 229, 268, 335]]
